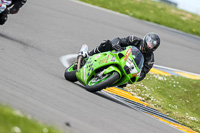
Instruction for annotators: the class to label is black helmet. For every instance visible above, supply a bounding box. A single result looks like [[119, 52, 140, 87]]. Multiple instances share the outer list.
[[142, 32, 160, 53]]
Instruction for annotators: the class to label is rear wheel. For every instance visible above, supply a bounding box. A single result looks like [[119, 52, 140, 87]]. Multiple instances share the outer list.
[[64, 64, 77, 82], [85, 71, 120, 92]]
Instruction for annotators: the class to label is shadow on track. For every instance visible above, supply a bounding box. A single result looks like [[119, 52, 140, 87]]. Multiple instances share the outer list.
[[0, 33, 40, 50]]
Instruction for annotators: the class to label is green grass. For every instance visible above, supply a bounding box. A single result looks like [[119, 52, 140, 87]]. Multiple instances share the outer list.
[[80, 0, 200, 36], [124, 73, 200, 132], [0, 104, 62, 133]]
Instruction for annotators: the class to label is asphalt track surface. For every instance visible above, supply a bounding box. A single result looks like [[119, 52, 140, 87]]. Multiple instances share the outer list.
[[0, 0, 200, 133]]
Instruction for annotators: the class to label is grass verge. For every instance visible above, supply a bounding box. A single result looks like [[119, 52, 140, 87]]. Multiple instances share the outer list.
[[124, 73, 200, 132], [80, 0, 200, 36], [0, 104, 62, 133]]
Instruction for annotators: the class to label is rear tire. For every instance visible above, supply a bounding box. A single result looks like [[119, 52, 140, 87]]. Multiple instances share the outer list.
[[64, 64, 77, 82], [85, 72, 120, 92]]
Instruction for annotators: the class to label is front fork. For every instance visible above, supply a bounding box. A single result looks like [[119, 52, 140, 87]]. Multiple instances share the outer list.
[[77, 55, 83, 72]]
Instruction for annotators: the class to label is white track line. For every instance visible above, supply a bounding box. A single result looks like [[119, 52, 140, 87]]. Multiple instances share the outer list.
[[154, 64, 200, 76]]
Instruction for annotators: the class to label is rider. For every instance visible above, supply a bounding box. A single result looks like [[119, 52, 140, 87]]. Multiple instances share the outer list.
[[80, 32, 160, 82], [0, 0, 27, 25]]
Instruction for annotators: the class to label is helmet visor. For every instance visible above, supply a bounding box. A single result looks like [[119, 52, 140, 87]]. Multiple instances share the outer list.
[[145, 36, 157, 50]]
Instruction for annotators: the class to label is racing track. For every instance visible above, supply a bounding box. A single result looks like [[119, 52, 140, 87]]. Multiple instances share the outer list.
[[0, 0, 200, 133]]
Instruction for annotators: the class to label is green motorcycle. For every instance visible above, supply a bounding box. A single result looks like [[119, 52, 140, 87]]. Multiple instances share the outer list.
[[64, 44, 144, 92]]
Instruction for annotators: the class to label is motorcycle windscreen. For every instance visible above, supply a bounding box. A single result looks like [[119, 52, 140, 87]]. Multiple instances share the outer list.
[[131, 46, 144, 70]]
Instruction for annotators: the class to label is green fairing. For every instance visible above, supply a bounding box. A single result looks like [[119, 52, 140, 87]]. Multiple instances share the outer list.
[[103, 66, 121, 76], [76, 46, 142, 86]]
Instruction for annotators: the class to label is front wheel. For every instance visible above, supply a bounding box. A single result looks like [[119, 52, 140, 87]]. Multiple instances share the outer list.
[[85, 72, 120, 92], [64, 64, 77, 82]]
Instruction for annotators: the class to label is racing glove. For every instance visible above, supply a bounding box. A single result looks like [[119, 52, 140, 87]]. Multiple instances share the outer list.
[[111, 39, 122, 51]]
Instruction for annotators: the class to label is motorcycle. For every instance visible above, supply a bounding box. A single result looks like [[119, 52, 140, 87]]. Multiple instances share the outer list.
[[64, 44, 144, 92]]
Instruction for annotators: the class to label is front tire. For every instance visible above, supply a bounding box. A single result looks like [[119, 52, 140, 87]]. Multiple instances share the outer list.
[[64, 64, 77, 82], [85, 72, 120, 92]]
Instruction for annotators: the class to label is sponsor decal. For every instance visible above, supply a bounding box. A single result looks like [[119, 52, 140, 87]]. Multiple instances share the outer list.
[[124, 47, 132, 61], [85, 60, 95, 77], [89, 67, 92, 71], [87, 66, 94, 77], [132, 73, 138, 77], [110, 55, 115, 62], [95, 55, 100, 59], [127, 57, 133, 65], [99, 57, 107, 64], [106, 55, 110, 63]]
